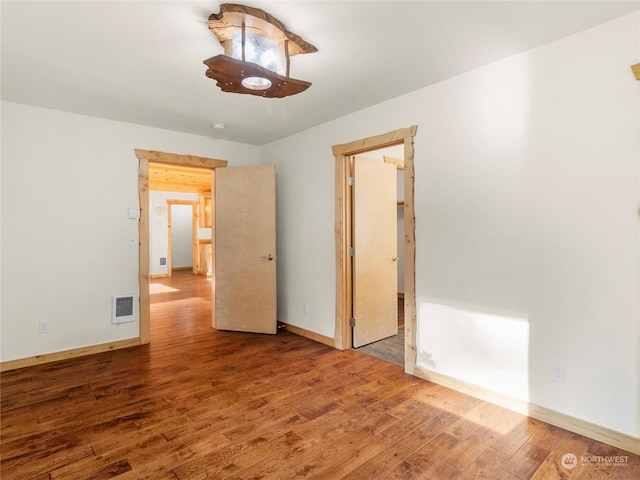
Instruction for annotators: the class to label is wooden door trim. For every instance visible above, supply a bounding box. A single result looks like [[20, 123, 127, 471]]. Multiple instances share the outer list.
[[135, 149, 228, 168], [166, 200, 199, 276], [331, 125, 418, 375], [135, 149, 228, 344]]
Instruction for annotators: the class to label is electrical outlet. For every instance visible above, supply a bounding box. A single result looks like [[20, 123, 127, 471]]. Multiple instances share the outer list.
[[303, 303, 309, 315], [552, 364, 565, 383], [39, 320, 49, 334]]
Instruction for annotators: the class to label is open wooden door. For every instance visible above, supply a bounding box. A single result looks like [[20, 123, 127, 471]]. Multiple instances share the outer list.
[[352, 157, 398, 347], [213, 165, 277, 334]]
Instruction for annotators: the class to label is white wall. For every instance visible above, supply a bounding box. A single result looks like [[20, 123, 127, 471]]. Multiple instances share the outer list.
[[0, 101, 259, 361], [263, 12, 639, 437], [415, 12, 639, 437], [171, 204, 194, 268]]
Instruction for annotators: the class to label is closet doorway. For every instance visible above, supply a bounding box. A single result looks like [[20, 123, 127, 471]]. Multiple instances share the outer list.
[[331, 126, 418, 374]]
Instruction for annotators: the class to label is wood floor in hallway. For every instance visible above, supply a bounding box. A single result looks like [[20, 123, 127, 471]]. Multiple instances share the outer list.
[[1, 271, 638, 479], [356, 298, 405, 367]]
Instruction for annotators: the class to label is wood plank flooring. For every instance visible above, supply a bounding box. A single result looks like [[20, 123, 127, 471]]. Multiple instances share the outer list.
[[2, 271, 638, 479]]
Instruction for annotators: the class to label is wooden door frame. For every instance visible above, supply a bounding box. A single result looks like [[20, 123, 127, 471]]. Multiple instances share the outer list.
[[166, 199, 199, 275], [331, 126, 418, 374], [135, 149, 228, 344]]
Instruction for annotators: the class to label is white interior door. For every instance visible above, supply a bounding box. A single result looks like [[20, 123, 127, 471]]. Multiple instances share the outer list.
[[352, 156, 398, 347], [214, 165, 277, 334]]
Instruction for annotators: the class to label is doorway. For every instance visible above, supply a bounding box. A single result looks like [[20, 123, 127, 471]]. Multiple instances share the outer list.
[[135, 149, 227, 344], [136, 150, 279, 343], [331, 126, 418, 374], [350, 148, 405, 364], [166, 200, 199, 275]]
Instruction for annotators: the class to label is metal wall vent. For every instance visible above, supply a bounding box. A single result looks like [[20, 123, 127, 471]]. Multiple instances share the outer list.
[[112, 294, 136, 324]]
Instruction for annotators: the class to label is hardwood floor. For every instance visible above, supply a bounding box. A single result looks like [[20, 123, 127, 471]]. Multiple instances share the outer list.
[[2, 271, 638, 479]]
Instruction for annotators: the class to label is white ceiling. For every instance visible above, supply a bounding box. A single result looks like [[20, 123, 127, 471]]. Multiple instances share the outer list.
[[2, 1, 638, 146]]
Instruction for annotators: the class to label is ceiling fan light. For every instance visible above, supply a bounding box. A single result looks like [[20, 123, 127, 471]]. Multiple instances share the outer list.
[[204, 55, 311, 98], [204, 4, 317, 98], [242, 76, 272, 90], [231, 31, 285, 76]]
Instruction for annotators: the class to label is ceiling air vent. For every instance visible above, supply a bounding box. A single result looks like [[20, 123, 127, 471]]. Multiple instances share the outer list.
[[112, 294, 136, 324]]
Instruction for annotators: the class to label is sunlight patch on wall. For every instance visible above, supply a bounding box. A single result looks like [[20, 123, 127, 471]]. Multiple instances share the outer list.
[[417, 301, 530, 401]]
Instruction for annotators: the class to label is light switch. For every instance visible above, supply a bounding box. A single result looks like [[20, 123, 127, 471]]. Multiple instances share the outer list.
[[128, 234, 137, 246], [128, 207, 138, 219]]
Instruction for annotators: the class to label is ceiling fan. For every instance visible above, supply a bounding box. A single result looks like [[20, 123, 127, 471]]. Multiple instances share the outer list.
[[203, 3, 317, 98]]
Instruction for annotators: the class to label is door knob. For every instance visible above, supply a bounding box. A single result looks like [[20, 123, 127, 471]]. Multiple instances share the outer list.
[[262, 254, 276, 261], [392, 256, 399, 261]]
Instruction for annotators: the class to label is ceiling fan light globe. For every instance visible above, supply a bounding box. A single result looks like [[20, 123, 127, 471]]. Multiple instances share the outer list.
[[242, 76, 272, 90], [231, 31, 285, 75]]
